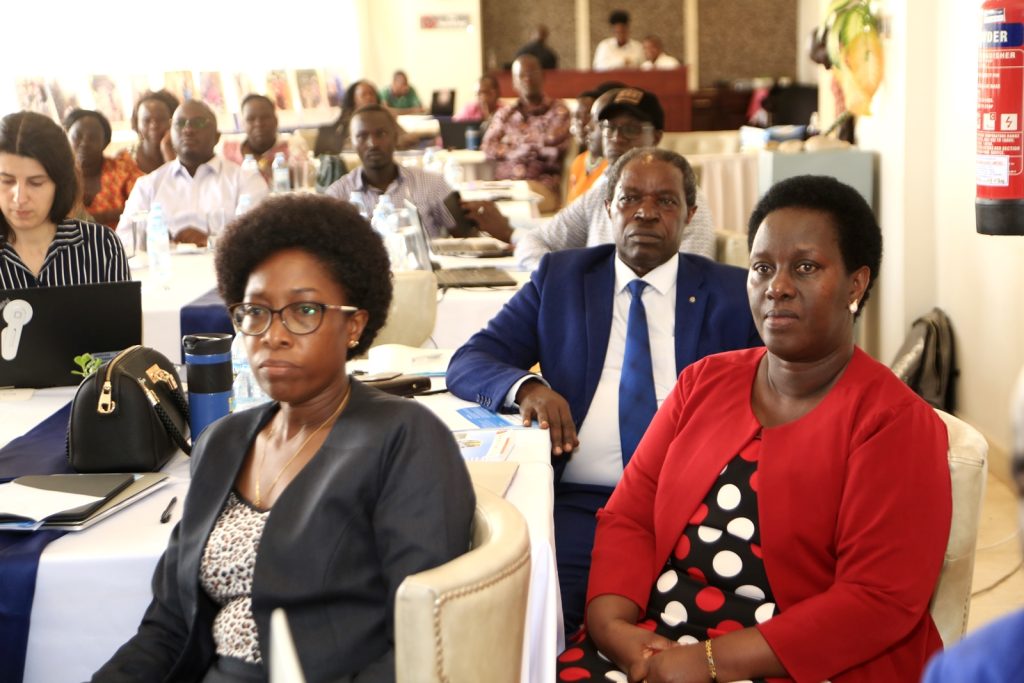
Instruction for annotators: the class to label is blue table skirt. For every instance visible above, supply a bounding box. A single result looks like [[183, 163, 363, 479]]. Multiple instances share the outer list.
[[0, 403, 74, 683]]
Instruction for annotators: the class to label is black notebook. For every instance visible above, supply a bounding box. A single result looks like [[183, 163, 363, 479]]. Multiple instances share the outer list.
[[0, 473, 135, 524]]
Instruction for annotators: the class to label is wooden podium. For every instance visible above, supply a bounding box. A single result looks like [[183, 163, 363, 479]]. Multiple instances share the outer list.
[[495, 67, 691, 132]]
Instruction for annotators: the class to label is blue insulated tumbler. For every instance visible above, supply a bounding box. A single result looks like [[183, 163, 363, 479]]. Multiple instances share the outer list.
[[182, 333, 233, 438]]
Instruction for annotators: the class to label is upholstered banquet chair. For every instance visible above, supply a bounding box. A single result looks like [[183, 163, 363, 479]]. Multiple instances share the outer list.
[[929, 409, 989, 646], [371, 270, 438, 349], [395, 487, 531, 683], [269, 487, 531, 683]]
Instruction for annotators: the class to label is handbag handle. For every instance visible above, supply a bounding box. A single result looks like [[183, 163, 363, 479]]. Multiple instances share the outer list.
[[138, 379, 192, 456]]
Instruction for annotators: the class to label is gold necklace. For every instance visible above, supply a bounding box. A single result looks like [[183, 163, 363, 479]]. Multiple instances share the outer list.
[[253, 385, 352, 507]]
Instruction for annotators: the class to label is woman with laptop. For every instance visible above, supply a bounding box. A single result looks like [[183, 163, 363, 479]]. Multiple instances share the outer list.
[[92, 194, 475, 682], [0, 111, 130, 289]]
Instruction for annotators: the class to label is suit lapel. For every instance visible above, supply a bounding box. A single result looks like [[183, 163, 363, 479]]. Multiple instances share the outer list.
[[674, 257, 708, 373], [583, 254, 615, 410]]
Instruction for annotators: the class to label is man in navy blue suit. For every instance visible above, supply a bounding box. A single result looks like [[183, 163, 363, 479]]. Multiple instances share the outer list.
[[447, 147, 761, 635]]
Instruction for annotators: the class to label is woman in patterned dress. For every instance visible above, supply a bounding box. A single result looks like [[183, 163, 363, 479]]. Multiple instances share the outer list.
[[63, 109, 144, 228], [557, 175, 952, 682], [92, 194, 475, 682]]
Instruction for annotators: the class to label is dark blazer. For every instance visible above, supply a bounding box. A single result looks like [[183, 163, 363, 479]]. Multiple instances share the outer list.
[[446, 245, 761, 460], [92, 381, 475, 683]]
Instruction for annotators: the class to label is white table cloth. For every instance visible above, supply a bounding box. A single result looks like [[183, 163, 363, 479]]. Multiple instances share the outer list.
[[5, 386, 561, 683]]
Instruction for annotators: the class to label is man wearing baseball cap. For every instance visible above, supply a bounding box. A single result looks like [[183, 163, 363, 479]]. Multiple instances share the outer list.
[[466, 87, 716, 268]]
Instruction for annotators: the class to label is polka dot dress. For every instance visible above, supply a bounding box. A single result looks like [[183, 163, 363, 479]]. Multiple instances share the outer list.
[[557, 435, 778, 682], [199, 491, 270, 664]]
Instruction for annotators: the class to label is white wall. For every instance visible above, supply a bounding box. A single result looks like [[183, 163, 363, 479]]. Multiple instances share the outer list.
[[1, 0, 482, 130], [858, 0, 1024, 478], [357, 0, 482, 119]]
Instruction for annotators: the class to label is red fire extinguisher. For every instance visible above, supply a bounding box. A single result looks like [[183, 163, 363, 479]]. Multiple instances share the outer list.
[[978, 0, 1024, 234]]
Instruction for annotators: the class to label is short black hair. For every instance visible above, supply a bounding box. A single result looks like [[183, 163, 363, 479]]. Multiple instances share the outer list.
[[215, 194, 393, 358], [605, 147, 696, 211], [609, 10, 630, 25], [240, 93, 275, 111], [62, 108, 112, 147], [131, 89, 180, 132], [747, 174, 882, 315], [0, 111, 79, 243], [479, 74, 500, 91], [342, 79, 379, 112]]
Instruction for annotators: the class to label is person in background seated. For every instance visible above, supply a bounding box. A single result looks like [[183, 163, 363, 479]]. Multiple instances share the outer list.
[[91, 193, 475, 683], [117, 100, 268, 248], [480, 54, 571, 214], [640, 34, 681, 70], [593, 10, 645, 70], [222, 94, 307, 186], [63, 109, 144, 229], [380, 70, 424, 115], [515, 24, 559, 70], [315, 80, 418, 155], [448, 148, 760, 635], [454, 75, 501, 132], [473, 87, 715, 264], [0, 112, 129, 289], [922, 369, 1024, 682], [565, 82, 624, 205], [325, 105, 456, 238], [121, 89, 179, 175], [561, 175, 950, 683]]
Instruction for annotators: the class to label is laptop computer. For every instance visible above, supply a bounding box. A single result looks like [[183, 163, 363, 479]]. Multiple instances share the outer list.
[[0, 281, 142, 388], [430, 89, 456, 117], [397, 200, 517, 289], [438, 119, 481, 149]]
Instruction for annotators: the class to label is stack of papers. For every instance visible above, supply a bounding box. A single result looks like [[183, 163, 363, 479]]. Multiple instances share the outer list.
[[0, 473, 168, 531]]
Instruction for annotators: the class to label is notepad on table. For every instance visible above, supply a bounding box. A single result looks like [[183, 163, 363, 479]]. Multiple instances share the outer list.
[[0, 473, 134, 528]]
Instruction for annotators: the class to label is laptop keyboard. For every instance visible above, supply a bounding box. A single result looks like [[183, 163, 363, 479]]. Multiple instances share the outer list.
[[434, 267, 517, 289]]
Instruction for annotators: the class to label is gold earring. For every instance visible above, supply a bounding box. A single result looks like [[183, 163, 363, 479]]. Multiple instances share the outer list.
[[348, 339, 358, 348], [849, 300, 859, 314]]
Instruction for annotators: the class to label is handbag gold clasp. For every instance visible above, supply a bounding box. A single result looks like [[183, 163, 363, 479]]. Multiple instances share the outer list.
[[146, 364, 179, 391]]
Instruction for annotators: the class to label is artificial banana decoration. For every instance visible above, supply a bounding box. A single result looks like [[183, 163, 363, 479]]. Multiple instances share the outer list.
[[822, 0, 885, 115]]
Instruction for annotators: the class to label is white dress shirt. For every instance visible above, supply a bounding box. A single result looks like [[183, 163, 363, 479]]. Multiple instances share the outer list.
[[561, 253, 680, 487], [641, 53, 682, 70], [117, 156, 268, 241], [593, 37, 646, 70]]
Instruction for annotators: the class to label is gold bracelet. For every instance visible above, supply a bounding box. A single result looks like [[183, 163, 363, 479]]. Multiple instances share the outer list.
[[704, 638, 718, 682]]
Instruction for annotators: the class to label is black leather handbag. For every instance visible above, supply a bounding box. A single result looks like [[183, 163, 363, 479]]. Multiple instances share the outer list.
[[67, 345, 192, 473]]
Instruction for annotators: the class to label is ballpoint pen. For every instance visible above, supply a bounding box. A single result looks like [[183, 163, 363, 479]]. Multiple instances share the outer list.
[[160, 496, 178, 524]]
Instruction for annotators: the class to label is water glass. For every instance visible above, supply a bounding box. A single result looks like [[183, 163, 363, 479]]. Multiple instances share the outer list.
[[206, 209, 227, 251]]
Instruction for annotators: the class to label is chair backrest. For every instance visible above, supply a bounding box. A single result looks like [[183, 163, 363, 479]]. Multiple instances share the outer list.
[[714, 229, 749, 268], [371, 270, 438, 349], [929, 409, 988, 646], [395, 488, 531, 683]]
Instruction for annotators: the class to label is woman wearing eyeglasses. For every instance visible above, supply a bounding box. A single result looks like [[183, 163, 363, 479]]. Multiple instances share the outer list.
[[92, 194, 475, 683], [0, 111, 130, 289]]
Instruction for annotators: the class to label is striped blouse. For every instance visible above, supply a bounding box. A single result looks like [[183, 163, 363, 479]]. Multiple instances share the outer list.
[[0, 219, 131, 289]]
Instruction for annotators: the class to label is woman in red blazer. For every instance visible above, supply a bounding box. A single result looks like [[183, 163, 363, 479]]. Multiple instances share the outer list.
[[557, 175, 952, 683]]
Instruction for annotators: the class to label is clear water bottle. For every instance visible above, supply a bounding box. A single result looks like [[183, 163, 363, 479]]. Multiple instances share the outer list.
[[236, 193, 253, 217], [241, 153, 259, 176], [443, 155, 465, 187], [145, 203, 172, 287], [371, 194, 396, 237], [371, 195, 407, 269], [271, 152, 291, 193], [230, 333, 269, 412]]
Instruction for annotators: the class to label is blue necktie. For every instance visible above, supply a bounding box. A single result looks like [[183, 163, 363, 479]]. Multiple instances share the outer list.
[[619, 280, 658, 466]]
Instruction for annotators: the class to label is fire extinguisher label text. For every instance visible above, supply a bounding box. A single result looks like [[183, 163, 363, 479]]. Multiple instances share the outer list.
[[982, 23, 1024, 46]]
